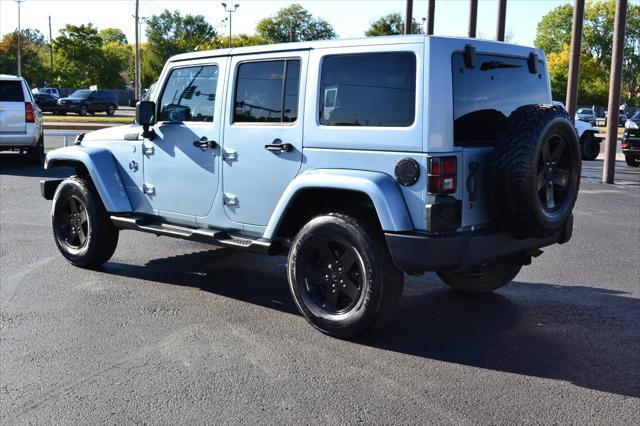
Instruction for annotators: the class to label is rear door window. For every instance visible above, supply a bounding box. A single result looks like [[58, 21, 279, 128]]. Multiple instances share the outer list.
[[233, 59, 300, 124], [0, 81, 24, 102], [318, 52, 416, 127]]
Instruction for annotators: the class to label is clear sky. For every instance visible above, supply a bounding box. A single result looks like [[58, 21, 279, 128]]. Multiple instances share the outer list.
[[0, 0, 575, 47]]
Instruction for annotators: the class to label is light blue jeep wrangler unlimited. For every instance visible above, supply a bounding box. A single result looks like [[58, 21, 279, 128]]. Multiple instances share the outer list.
[[41, 36, 580, 337]]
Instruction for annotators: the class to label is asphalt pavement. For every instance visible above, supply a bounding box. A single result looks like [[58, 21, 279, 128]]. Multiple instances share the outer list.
[[0, 145, 639, 424]]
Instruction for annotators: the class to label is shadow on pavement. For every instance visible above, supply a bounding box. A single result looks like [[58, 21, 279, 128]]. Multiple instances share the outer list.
[[0, 154, 74, 178], [103, 248, 639, 398]]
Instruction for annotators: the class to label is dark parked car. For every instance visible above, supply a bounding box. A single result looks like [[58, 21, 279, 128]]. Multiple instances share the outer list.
[[622, 111, 640, 167], [575, 107, 596, 125], [34, 92, 65, 114], [57, 89, 119, 116]]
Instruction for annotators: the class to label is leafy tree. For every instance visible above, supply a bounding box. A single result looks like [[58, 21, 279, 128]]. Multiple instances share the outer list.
[[198, 33, 266, 51], [256, 4, 336, 43], [0, 29, 49, 86], [535, 0, 640, 105], [143, 10, 216, 86], [365, 13, 424, 36], [53, 24, 131, 88], [100, 28, 128, 45]]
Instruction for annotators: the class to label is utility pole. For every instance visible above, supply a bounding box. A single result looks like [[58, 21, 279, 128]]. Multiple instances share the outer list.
[[48, 15, 53, 85], [404, 0, 413, 35], [603, 0, 628, 184], [221, 3, 239, 48], [426, 0, 435, 35], [468, 0, 478, 38], [496, 0, 507, 41], [135, 0, 141, 101], [565, 0, 585, 120], [14, 0, 25, 76]]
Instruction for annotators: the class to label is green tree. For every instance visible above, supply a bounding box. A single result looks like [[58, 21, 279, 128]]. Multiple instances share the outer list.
[[100, 28, 128, 45], [535, 0, 640, 105], [53, 24, 131, 88], [143, 10, 216, 86], [0, 29, 49, 86], [365, 13, 424, 36], [256, 4, 336, 43]]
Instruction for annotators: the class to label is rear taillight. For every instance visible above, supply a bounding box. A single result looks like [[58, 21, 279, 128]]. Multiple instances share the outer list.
[[622, 142, 630, 149], [25, 102, 35, 123], [428, 156, 457, 194]]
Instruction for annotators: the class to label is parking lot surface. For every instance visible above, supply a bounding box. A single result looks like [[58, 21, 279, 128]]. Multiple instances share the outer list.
[[1, 147, 639, 424]]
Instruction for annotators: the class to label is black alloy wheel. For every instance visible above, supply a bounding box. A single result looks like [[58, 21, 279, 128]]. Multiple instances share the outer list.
[[536, 134, 573, 212], [56, 194, 89, 249], [298, 236, 365, 315]]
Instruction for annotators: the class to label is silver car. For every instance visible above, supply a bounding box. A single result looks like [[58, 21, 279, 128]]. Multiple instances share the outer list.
[[575, 107, 596, 125], [0, 74, 44, 164]]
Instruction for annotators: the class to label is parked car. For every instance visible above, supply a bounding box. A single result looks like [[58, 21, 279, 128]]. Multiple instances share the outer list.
[[554, 101, 602, 160], [34, 92, 66, 114], [57, 89, 118, 116], [0, 74, 44, 164], [575, 107, 596, 125], [41, 36, 580, 337], [622, 111, 640, 167], [32, 87, 60, 98], [604, 109, 627, 127]]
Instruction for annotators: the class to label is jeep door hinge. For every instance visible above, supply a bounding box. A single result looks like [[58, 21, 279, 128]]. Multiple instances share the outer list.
[[223, 193, 237, 206], [143, 144, 154, 156], [143, 183, 155, 195], [222, 148, 237, 161]]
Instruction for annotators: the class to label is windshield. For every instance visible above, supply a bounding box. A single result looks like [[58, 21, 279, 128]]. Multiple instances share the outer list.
[[577, 108, 593, 114], [632, 111, 640, 120], [69, 90, 92, 98]]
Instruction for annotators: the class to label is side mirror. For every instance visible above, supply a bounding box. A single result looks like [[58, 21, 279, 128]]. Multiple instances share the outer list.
[[136, 101, 156, 139]]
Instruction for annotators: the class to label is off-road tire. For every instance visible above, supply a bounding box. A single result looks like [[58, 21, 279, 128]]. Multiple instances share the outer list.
[[580, 134, 600, 161], [437, 262, 522, 294], [26, 135, 44, 165], [625, 155, 640, 167], [492, 104, 581, 239], [51, 176, 119, 268], [288, 213, 404, 338]]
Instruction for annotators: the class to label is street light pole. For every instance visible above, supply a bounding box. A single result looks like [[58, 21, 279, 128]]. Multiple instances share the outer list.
[[565, 0, 585, 121], [134, 0, 141, 101], [221, 3, 239, 49], [14, 0, 25, 76], [404, 0, 413, 35]]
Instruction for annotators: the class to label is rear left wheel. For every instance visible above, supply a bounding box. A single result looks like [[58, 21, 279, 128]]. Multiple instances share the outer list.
[[288, 213, 404, 338], [581, 135, 600, 161], [51, 177, 119, 268], [106, 104, 116, 116], [25, 135, 44, 165]]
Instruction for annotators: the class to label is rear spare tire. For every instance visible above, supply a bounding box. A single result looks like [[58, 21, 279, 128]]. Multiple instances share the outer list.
[[492, 105, 580, 239]]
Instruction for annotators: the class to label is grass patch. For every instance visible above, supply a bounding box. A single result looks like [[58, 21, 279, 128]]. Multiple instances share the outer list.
[[43, 115, 133, 124]]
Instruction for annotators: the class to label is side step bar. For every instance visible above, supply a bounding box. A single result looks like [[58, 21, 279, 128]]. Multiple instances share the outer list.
[[111, 215, 273, 255]]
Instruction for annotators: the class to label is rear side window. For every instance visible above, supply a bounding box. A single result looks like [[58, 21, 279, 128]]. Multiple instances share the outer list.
[[0, 81, 24, 102], [451, 53, 549, 145], [234, 59, 300, 124], [159, 65, 218, 122], [319, 52, 416, 127]]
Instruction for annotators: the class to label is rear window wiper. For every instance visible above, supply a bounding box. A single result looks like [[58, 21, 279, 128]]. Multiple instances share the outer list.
[[480, 61, 522, 71]]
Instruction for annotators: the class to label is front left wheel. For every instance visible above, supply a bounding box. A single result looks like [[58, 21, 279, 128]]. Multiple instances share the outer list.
[[51, 177, 119, 268], [288, 213, 404, 338]]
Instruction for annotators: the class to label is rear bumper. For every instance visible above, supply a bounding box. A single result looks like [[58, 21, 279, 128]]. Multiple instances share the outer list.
[[0, 131, 39, 147], [385, 215, 573, 272]]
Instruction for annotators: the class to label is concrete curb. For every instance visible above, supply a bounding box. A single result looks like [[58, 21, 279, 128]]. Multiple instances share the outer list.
[[44, 122, 128, 131]]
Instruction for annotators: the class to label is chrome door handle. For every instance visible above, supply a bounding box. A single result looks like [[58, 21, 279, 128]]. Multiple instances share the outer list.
[[264, 139, 293, 153], [193, 137, 218, 149]]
